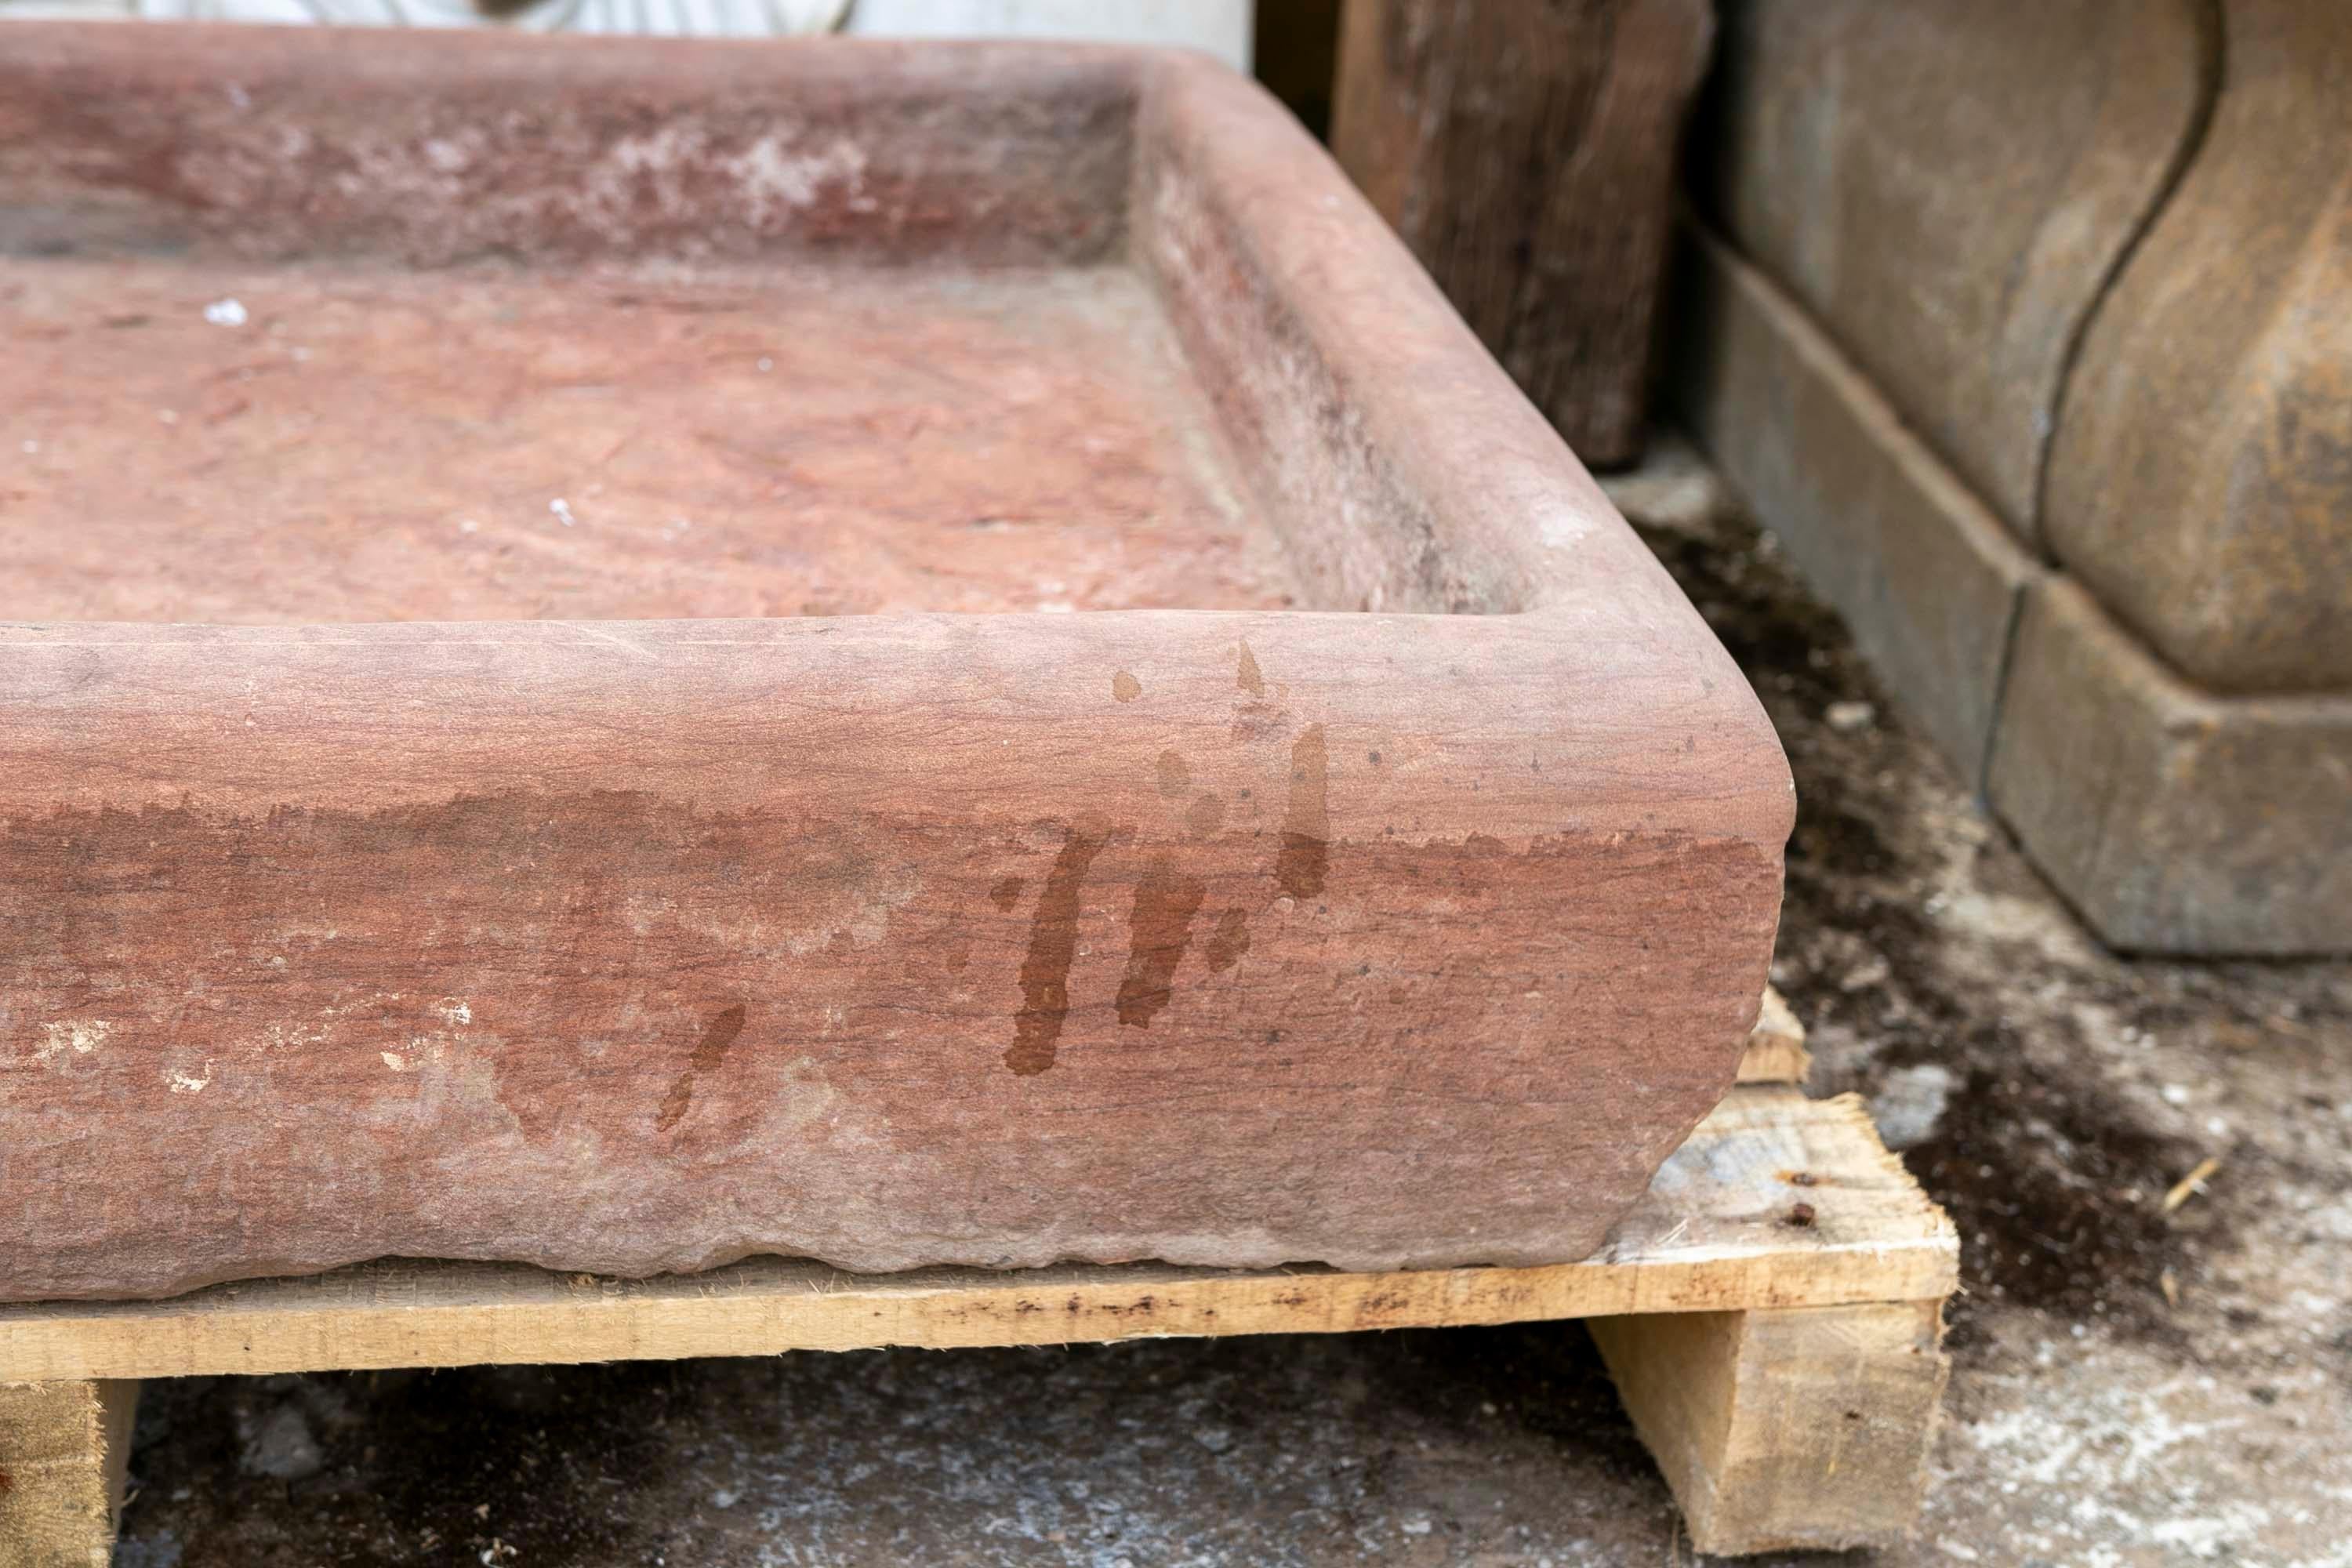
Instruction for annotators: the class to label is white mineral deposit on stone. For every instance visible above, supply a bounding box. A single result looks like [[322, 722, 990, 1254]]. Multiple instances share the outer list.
[[204, 297, 249, 326], [165, 1062, 214, 1094], [36, 1018, 112, 1063]]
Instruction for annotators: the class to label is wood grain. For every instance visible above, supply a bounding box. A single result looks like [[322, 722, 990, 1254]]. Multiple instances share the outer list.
[[1332, 0, 1715, 466], [0, 1380, 136, 1568], [1592, 1299, 1950, 1554], [1736, 988, 1811, 1083]]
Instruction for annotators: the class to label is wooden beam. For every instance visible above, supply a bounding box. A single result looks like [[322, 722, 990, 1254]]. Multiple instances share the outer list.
[[1331, 0, 1716, 466], [1592, 1300, 1949, 1555], [0, 1380, 137, 1568]]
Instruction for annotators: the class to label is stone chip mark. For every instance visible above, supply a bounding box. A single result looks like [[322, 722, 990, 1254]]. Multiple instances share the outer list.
[[1004, 815, 1114, 1076], [654, 1002, 748, 1133]]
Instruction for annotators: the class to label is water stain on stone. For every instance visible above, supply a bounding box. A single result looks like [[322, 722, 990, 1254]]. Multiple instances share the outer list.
[[653, 1002, 748, 1133], [1229, 639, 1287, 741], [1004, 816, 1112, 1076], [1156, 750, 1191, 799], [1115, 855, 1208, 1029], [1185, 793, 1227, 835], [1276, 723, 1329, 900], [989, 875, 1026, 912], [1203, 907, 1252, 973], [1111, 670, 1142, 703]]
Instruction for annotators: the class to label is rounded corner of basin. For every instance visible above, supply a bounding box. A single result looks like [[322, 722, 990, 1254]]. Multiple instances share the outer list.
[[1134, 39, 1259, 94]]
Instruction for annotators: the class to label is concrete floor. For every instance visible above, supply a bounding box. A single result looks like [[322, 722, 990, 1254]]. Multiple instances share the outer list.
[[109, 441, 2352, 1567]]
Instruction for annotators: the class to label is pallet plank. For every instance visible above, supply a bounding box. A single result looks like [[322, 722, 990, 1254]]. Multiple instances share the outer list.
[[0, 1087, 1953, 1382]]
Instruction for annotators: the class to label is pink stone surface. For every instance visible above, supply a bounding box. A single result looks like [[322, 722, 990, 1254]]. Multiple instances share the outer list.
[[0, 24, 1790, 1301]]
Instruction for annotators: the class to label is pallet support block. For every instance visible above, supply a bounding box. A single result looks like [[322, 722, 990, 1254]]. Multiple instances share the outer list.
[[0, 1380, 137, 1568], [1592, 1299, 1947, 1555]]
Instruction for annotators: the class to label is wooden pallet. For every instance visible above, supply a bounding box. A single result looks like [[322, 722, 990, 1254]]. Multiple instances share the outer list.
[[0, 995, 1955, 1564]]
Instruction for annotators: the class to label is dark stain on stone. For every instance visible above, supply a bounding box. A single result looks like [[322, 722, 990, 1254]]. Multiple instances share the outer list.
[[1004, 815, 1112, 1076], [1203, 906, 1252, 974], [1115, 855, 1207, 1029], [654, 1002, 748, 1133], [989, 875, 1026, 912], [1276, 722, 1329, 900], [1185, 793, 1227, 835], [654, 1080, 694, 1137], [1156, 749, 1192, 799], [1236, 641, 1265, 698], [1111, 670, 1142, 702]]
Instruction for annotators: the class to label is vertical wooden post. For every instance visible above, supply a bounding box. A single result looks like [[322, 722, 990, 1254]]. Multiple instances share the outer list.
[[1590, 1301, 1948, 1555], [0, 1381, 140, 1568], [1330, 0, 1715, 468]]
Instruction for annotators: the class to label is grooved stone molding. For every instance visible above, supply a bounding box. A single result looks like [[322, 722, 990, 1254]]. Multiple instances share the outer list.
[[1684, 0, 2352, 953]]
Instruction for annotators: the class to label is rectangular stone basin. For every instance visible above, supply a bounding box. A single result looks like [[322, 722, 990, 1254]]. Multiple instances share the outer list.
[[0, 24, 1791, 1300]]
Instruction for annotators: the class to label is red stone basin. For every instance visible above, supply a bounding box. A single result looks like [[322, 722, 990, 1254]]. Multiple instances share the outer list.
[[0, 24, 1790, 1300]]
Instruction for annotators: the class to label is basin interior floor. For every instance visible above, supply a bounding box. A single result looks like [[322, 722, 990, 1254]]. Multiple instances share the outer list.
[[104, 437, 2352, 1568], [1, 257, 1297, 622]]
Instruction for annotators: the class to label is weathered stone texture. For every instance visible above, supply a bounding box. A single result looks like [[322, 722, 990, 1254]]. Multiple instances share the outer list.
[[1686, 0, 2352, 953], [2043, 0, 2352, 693], [0, 28, 1791, 1299], [1671, 227, 2042, 777], [1987, 580, 2352, 955], [1698, 0, 2208, 540]]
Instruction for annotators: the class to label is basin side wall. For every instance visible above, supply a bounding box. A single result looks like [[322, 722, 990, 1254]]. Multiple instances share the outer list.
[[2, 612, 1782, 1299], [0, 33, 1797, 1300], [0, 24, 1138, 267]]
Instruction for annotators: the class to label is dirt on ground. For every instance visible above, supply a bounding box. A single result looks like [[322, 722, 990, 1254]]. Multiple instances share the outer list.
[[110, 437, 2352, 1568]]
